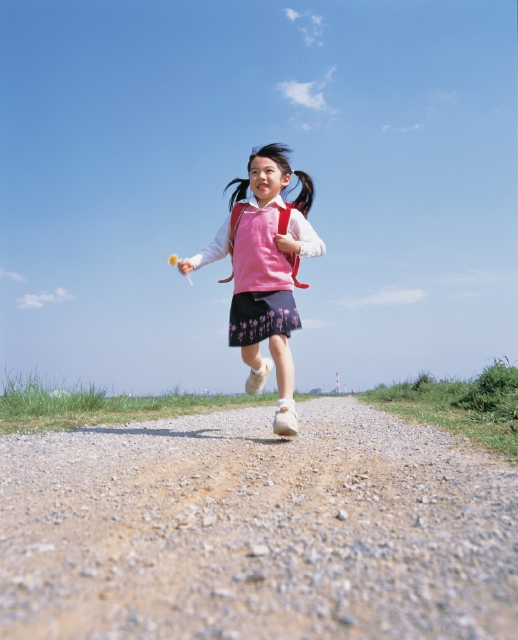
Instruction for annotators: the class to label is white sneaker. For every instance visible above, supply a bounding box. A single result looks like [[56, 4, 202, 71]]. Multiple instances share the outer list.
[[245, 357, 274, 396], [273, 400, 299, 437]]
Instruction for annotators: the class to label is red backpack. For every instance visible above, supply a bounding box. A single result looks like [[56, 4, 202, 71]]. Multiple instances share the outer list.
[[218, 202, 309, 289]]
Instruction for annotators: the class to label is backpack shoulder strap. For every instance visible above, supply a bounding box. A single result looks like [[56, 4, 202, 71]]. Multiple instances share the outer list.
[[228, 202, 248, 251], [218, 202, 248, 284], [278, 202, 292, 236], [279, 203, 310, 289]]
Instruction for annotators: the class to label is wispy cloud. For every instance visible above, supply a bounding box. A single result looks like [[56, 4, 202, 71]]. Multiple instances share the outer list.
[[285, 8, 301, 21], [0, 269, 26, 282], [278, 66, 335, 112], [17, 287, 75, 310], [284, 8, 324, 45], [339, 288, 429, 308], [277, 80, 325, 110], [433, 89, 456, 102], [320, 66, 335, 86], [450, 292, 481, 299], [435, 269, 516, 287], [382, 124, 422, 134]]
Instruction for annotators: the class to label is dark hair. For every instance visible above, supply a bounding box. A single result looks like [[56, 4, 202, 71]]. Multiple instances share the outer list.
[[224, 143, 315, 217]]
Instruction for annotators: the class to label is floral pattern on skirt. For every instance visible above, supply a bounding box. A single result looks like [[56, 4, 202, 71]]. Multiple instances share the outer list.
[[229, 290, 302, 347]]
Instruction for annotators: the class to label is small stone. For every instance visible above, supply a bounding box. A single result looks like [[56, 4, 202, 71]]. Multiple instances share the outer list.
[[212, 587, 231, 597], [111, 476, 117, 481], [25, 543, 55, 554], [10, 576, 40, 592], [312, 468, 319, 473], [337, 615, 357, 626], [264, 480, 274, 486], [336, 509, 348, 521], [414, 515, 426, 527], [177, 514, 195, 529], [81, 568, 97, 579], [246, 571, 266, 582], [203, 515, 217, 527], [248, 545, 269, 557]]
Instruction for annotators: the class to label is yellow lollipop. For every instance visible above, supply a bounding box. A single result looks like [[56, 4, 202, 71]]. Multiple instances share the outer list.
[[168, 254, 193, 285]]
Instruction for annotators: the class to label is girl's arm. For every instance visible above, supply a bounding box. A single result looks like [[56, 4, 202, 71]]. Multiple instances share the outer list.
[[179, 214, 231, 274], [288, 209, 326, 258]]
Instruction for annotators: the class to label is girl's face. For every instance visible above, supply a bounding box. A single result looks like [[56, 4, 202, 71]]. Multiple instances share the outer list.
[[249, 156, 291, 208]]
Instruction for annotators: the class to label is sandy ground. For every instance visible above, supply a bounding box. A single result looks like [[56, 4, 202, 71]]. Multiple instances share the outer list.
[[1, 397, 517, 640]]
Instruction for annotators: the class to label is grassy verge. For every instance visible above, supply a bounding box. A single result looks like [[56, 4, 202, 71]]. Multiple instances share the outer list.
[[0, 372, 312, 436], [358, 364, 518, 461]]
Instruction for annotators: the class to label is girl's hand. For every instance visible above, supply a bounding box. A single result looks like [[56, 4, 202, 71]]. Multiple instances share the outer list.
[[274, 233, 301, 254], [178, 258, 195, 275]]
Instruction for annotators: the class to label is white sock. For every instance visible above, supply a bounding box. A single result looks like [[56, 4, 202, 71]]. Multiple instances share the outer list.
[[252, 361, 266, 375], [278, 398, 295, 408]]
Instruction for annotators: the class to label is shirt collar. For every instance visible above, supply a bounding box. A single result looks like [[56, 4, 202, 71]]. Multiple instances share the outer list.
[[247, 194, 286, 210]]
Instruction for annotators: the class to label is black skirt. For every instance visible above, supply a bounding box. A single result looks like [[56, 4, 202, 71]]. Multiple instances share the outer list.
[[229, 290, 302, 347]]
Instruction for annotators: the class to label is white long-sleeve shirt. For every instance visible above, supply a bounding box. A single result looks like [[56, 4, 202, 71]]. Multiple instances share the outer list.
[[190, 195, 326, 270]]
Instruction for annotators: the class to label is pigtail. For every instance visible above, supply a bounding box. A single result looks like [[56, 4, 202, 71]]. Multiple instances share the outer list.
[[224, 178, 250, 212], [225, 143, 316, 217], [289, 170, 314, 218]]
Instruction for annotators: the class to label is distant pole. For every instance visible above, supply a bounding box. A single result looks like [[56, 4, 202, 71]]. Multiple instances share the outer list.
[[335, 372, 340, 394]]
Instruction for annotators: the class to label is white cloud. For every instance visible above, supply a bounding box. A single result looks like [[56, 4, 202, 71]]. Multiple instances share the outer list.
[[451, 292, 481, 299], [284, 9, 324, 45], [301, 123, 311, 131], [0, 269, 26, 282], [381, 123, 422, 134], [321, 66, 336, 86], [435, 269, 516, 287], [340, 288, 429, 308], [277, 80, 326, 110], [434, 89, 456, 102], [285, 8, 301, 21], [17, 287, 75, 310]]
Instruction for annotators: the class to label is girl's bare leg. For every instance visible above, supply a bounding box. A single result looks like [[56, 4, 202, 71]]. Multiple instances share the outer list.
[[241, 343, 263, 371], [268, 334, 295, 400]]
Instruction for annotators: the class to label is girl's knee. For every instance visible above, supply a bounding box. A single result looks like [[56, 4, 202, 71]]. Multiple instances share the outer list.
[[241, 344, 260, 366], [269, 334, 288, 357]]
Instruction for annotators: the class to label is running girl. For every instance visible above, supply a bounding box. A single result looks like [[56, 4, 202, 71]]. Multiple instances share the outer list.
[[178, 143, 326, 436]]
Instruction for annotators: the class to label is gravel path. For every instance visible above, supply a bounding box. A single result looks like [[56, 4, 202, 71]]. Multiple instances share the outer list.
[[1, 397, 517, 640]]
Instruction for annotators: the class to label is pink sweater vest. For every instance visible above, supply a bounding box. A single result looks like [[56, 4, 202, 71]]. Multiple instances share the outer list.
[[233, 205, 294, 294]]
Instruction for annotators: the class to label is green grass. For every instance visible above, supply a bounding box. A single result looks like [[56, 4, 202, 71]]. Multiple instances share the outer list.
[[0, 371, 311, 435], [359, 361, 518, 460]]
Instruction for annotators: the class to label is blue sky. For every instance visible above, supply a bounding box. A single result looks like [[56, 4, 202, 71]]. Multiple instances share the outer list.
[[1, 0, 516, 395]]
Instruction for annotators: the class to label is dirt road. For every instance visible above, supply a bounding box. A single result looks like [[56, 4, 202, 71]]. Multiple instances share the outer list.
[[1, 397, 517, 639]]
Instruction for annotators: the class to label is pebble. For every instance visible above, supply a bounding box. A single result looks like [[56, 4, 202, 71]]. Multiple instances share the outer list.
[[247, 545, 269, 557], [202, 515, 217, 527], [1, 397, 517, 640]]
